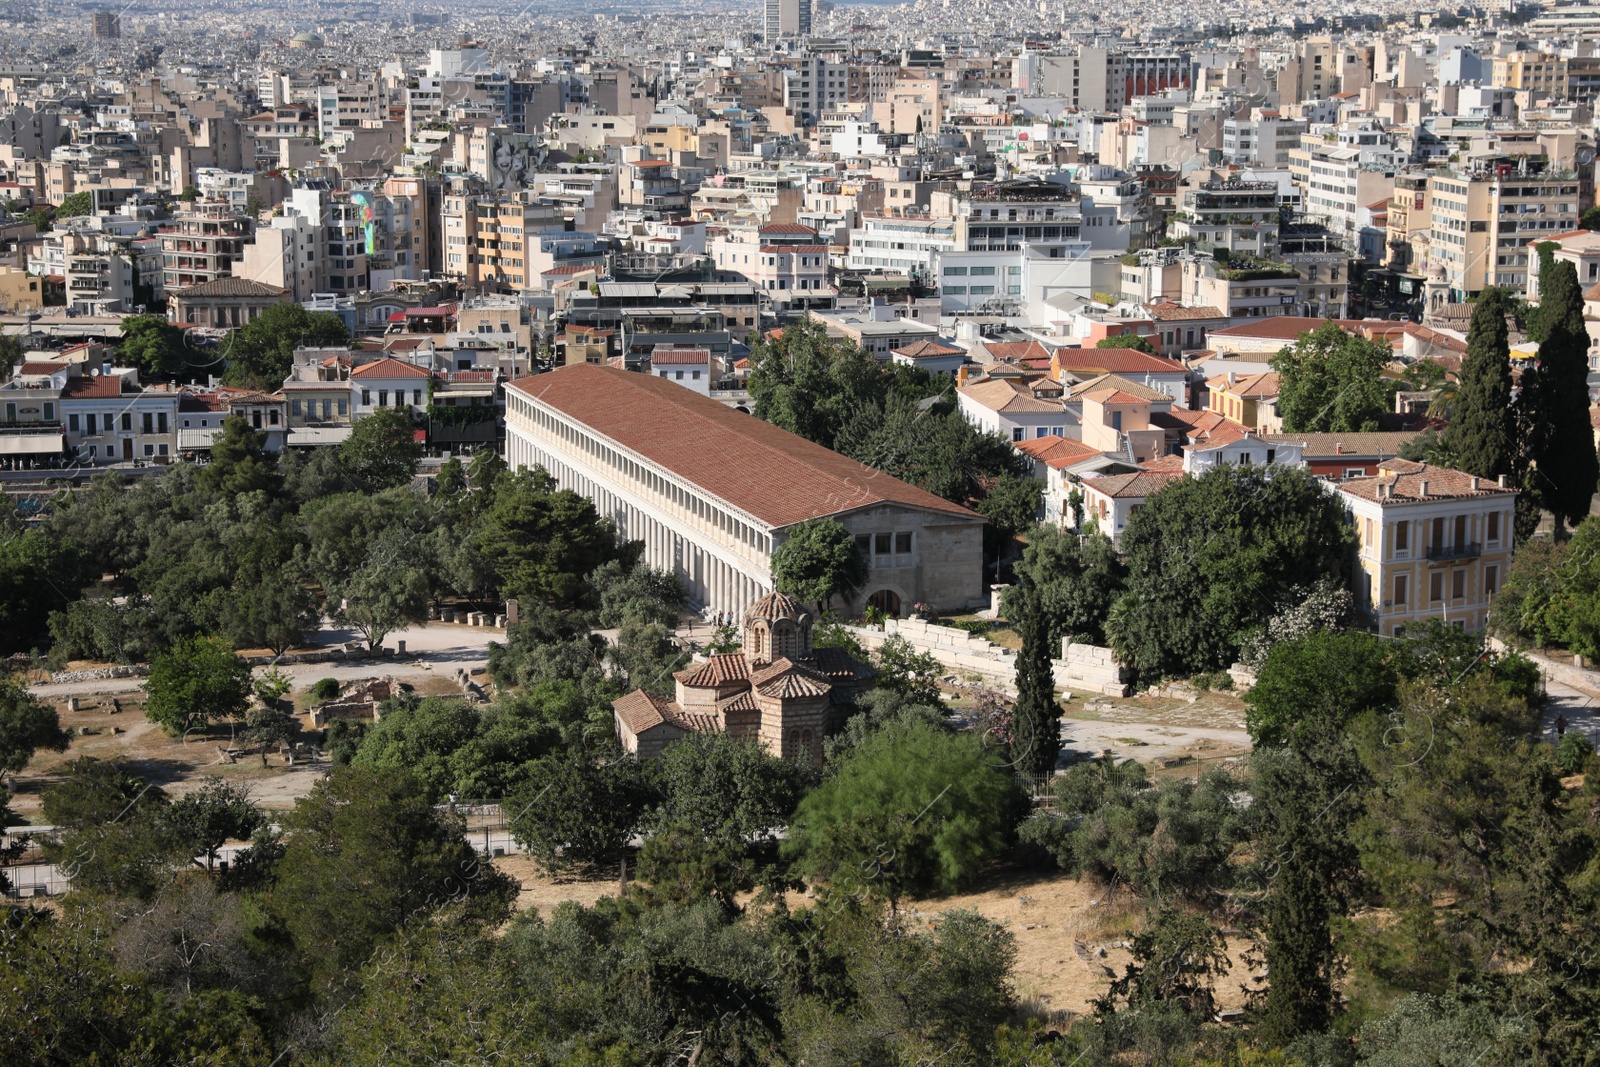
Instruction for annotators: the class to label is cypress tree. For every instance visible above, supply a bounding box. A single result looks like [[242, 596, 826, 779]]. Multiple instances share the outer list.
[[1445, 287, 1516, 480], [1010, 582, 1061, 779], [1521, 258, 1600, 532]]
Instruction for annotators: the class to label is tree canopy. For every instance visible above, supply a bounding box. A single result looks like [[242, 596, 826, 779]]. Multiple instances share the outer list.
[[1108, 465, 1354, 677], [770, 517, 867, 609], [1270, 322, 1391, 433], [219, 304, 349, 391], [1520, 256, 1599, 532], [143, 635, 253, 735]]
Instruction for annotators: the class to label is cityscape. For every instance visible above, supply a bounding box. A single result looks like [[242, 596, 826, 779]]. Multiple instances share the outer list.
[[1, 1, 1599, 1064]]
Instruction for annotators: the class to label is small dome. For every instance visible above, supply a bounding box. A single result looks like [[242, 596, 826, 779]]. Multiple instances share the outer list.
[[744, 590, 809, 626]]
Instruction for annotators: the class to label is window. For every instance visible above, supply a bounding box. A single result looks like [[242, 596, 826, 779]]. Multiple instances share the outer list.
[[291, 400, 302, 417], [895, 532, 912, 554], [1430, 571, 1444, 603], [121, 413, 131, 431], [1395, 521, 1409, 553], [84, 413, 95, 434], [1431, 517, 1445, 551], [1487, 511, 1500, 542], [158, 443, 168, 456], [675, 371, 684, 380], [143, 444, 153, 457], [1485, 564, 1500, 596], [1452, 568, 1466, 600], [43, 402, 53, 421], [269, 410, 279, 425], [691, 371, 700, 380], [855, 534, 871, 557], [874, 533, 892, 556], [1453, 514, 1467, 547], [1012, 427, 1025, 442], [142, 412, 153, 434], [378, 391, 388, 407], [69, 413, 79, 432], [337, 400, 348, 416], [1394, 574, 1408, 606], [361, 389, 372, 405]]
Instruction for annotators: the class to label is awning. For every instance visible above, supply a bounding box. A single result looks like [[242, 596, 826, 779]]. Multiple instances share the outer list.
[[0, 433, 64, 456], [178, 429, 220, 450], [286, 426, 352, 447]]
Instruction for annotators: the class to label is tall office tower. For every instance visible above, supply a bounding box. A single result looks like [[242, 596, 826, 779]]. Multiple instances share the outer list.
[[91, 11, 120, 38], [764, 0, 812, 40]]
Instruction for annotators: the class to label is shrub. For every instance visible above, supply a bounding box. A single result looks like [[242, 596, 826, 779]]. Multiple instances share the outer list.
[[1556, 731, 1594, 775], [310, 678, 341, 701]]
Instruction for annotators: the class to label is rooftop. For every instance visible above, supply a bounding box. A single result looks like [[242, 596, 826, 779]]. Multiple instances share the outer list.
[[508, 364, 981, 530]]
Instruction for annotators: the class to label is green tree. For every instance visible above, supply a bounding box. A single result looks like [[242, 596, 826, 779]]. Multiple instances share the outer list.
[[0, 527, 93, 653], [1584, 205, 1600, 232], [1005, 525, 1126, 646], [351, 695, 484, 800], [143, 635, 253, 735], [1010, 581, 1061, 777], [770, 517, 867, 610], [1520, 257, 1599, 532], [163, 776, 264, 871], [272, 765, 516, 984], [1245, 630, 1398, 748], [784, 719, 1023, 901], [55, 191, 93, 218], [220, 303, 348, 390], [1270, 322, 1391, 433], [647, 731, 812, 849], [477, 467, 626, 606], [334, 524, 432, 649], [1443, 287, 1517, 482], [975, 473, 1043, 558], [0, 334, 22, 376], [117, 314, 188, 377], [0, 678, 70, 773], [873, 632, 945, 707], [1099, 909, 1232, 1020], [196, 415, 281, 497], [507, 749, 654, 875], [218, 571, 318, 655], [1109, 465, 1354, 677], [1096, 333, 1157, 354], [340, 408, 423, 491]]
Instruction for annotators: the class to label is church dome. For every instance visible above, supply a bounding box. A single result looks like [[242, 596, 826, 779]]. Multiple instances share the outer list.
[[744, 590, 809, 626]]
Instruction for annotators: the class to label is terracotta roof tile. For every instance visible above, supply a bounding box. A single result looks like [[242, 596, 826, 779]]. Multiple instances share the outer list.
[[674, 653, 750, 687], [1080, 470, 1185, 499], [1260, 431, 1420, 458], [351, 357, 432, 379], [508, 365, 981, 529], [1339, 461, 1518, 503]]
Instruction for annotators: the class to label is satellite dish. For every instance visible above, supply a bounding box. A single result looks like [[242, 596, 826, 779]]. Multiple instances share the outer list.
[[1578, 147, 1596, 167]]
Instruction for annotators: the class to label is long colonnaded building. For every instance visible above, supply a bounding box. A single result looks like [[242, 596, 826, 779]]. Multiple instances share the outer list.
[[504, 363, 986, 617]]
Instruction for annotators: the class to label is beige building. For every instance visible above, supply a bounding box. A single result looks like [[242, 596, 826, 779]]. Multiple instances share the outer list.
[[1340, 458, 1517, 636], [1426, 164, 1581, 299], [503, 363, 986, 619]]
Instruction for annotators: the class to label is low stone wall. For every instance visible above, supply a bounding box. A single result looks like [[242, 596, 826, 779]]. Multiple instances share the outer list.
[[845, 619, 1135, 698], [1055, 641, 1134, 698], [48, 664, 149, 684], [845, 619, 1020, 694], [1488, 638, 1600, 696], [49, 646, 395, 685]]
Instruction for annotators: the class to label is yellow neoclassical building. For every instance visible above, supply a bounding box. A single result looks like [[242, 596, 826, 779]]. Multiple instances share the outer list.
[[1338, 458, 1517, 636]]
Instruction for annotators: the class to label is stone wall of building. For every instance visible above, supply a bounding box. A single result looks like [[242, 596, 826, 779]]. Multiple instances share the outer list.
[[844, 618, 1134, 698]]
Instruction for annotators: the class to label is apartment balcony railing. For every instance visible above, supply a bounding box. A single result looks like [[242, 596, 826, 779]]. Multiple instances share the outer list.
[[1427, 541, 1482, 562]]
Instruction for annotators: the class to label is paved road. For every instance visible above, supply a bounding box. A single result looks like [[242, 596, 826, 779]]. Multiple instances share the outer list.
[[1542, 679, 1600, 748]]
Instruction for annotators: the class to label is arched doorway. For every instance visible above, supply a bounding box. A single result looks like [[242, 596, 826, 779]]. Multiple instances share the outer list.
[[866, 589, 901, 617]]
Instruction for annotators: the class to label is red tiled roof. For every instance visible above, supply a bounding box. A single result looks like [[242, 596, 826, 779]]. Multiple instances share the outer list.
[[758, 222, 817, 235], [1339, 460, 1518, 503], [674, 653, 750, 687], [351, 357, 432, 379], [405, 305, 457, 317], [892, 339, 963, 359], [650, 347, 710, 365], [1056, 348, 1186, 376], [1014, 434, 1102, 468], [61, 375, 133, 399], [18, 361, 64, 375], [508, 364, 981, 528], [1081, 470, 1185, 499]]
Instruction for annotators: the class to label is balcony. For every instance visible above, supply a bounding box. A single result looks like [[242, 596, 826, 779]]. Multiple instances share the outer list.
[[1427, 542, 1482, 562]]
